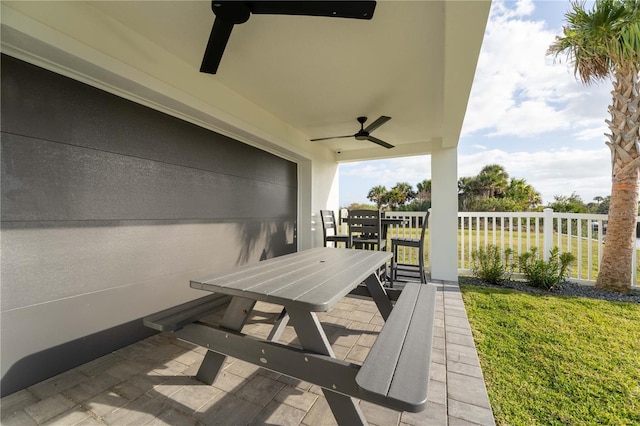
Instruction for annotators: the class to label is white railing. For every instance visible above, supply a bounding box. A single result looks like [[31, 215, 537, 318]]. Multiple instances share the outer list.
[[337, 209, 638, 288], [457, 209, 622, 286]]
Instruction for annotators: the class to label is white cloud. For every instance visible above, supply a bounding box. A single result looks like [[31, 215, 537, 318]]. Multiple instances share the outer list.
[[341, 156, 431, 188], [574, 124, 609, 141], [461, 0, 611, 139], [489, 0, 536, 20]]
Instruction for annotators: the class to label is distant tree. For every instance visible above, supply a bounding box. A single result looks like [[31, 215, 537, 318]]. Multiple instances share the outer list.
[[399, 199, 431, 211], [346, 202, 376, 210], [458, 165, 541, 212], [392, 182, 416, 205], [505, 178, 542, 210], [416, 179, 432, 202], [458, 176, 478, 211], [547, 192, 589, 213], [587, 195, 611, 214], [367, 185, 387, 209], [476, 164, 509, 198], [548, 0, 640, 292], [465, 196, 523, 212], [385, 188, 405, 210]]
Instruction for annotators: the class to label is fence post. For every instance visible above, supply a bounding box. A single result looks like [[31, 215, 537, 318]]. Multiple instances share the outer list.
[[543, 208, 554, 262]]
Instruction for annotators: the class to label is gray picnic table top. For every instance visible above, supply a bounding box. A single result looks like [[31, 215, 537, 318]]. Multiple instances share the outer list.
[[190, 247, 392, 311]]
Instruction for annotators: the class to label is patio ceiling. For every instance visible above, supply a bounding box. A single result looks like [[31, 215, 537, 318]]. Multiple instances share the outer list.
[[1, 1, 490, 163]]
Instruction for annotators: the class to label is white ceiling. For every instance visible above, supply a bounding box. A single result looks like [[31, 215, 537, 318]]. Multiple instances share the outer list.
[[1, 1, 490, 162]]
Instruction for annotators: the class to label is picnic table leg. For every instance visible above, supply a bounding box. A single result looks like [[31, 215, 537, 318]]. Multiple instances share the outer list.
[[267, 308, 289, 342], [287, 306, 368, 425], [363, 274, 394, 321], [195, 296, 256, 384]]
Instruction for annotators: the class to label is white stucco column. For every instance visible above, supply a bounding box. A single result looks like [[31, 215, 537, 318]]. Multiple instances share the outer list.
[[430, 146, 458, 282]]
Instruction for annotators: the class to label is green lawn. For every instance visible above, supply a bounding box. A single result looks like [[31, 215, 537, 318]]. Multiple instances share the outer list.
[[460, 284, 640, 425]]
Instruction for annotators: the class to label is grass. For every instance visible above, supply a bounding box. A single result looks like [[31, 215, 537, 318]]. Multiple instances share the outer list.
[[460, 284, 640, 425]]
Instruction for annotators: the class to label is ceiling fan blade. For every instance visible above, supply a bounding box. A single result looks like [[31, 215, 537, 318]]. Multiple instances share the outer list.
[[310, 135, 354, 142], [200, 1, 374, 74], [364, 116, 391, 133], [200, 18, 235, 74], [248, 1, 376, 19], [367, 136, 394, 149]]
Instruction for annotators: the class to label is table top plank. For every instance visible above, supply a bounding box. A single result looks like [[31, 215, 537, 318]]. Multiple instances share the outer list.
[[192, 249, 325, 292], [191, 248, 391, 311], [277, 252, 389, 306]]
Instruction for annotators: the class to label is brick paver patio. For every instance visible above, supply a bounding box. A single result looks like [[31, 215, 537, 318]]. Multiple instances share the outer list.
[[1, 281, 495, 425]]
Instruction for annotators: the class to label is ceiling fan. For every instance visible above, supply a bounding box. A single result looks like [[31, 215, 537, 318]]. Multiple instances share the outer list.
[[200, 1, 377, 74], [310, 116, 394, 149]]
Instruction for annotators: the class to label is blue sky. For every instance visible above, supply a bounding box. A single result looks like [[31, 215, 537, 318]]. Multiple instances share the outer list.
[[339, 0, 612, 206]]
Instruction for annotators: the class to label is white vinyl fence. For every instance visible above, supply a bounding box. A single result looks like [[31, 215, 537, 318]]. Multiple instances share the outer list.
[[337, 209, 639, 288]]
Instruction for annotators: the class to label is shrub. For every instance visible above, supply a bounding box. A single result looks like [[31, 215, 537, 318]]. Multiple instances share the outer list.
[[518, 247, 575, 290], [471, 244, 514, 285]]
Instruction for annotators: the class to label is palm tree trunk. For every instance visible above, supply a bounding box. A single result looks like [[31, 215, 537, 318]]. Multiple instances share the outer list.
[[596, 70, 640, 293]]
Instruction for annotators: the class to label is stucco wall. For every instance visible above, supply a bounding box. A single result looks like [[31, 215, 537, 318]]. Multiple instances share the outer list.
[[0, 55, 298, 396]]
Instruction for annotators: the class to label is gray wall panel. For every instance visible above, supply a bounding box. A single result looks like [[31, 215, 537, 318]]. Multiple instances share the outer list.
[[2, 134, 296, 221], [1, 221, 295, 311], [1, 56, 296, 187], [0, 54, 297, 395]]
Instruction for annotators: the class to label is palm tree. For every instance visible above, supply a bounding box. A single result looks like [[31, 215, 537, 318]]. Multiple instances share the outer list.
[[385, 188, 404, 210], [505, 178, 542, 210], [391, 182, 416, 207], [476, 164, 509, 198], [416, 179, 432, 202], [548, 0, 640, 293], [458, 176, 479, 211], [367, 185, 387, 209]]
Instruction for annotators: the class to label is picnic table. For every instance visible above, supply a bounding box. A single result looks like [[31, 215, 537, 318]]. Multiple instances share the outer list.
[[144, 247, 436, 425]]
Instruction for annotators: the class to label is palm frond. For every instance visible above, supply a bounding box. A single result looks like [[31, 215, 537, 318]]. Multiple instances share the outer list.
[[547, 0, 640, 84]]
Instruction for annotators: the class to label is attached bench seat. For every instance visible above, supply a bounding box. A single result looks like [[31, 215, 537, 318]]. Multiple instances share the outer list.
[[356, 282, 437, 412], [143, 293, 232, 332]]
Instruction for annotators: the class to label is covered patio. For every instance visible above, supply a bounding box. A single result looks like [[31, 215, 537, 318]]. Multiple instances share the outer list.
[[1, 0, 492, 421], [1, 282, 494, 425]]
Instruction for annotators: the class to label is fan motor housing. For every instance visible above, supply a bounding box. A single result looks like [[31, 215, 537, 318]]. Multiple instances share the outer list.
[[212, 2, 251, 24]]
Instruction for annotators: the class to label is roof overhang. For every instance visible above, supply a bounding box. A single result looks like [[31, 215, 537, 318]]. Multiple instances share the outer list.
[[1, 0, 490, 163]]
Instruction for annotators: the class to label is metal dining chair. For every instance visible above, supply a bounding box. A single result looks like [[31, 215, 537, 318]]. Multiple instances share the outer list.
[[348, 209, 386, 251], [320, 210, 351, 248], [390, 212, 429, 287]]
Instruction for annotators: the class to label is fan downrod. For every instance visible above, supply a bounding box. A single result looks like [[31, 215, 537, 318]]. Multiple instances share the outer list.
[[355, 116, 368, 140]]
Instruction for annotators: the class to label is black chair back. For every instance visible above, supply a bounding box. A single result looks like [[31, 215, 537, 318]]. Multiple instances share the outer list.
[[418, 211, 430, 241], [320, 210, 351, 247], [320, 210, 338, 234], [348, 209, 385, 250]]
